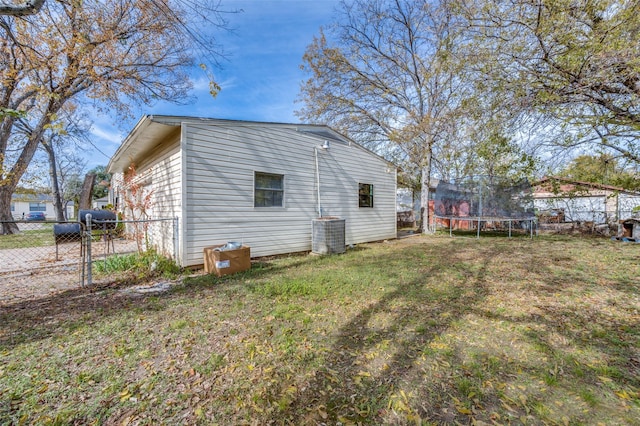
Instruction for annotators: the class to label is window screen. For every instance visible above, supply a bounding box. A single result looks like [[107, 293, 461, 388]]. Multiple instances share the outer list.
[[255, 172, 284, 207], [359, 183, 374, 208]]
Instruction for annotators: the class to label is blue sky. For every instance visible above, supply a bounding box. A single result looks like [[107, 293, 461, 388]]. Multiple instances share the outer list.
[[88, 0, 340, 168]]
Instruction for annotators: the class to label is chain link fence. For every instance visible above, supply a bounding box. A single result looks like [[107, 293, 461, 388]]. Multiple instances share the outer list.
[[537, 208, 638, 235], [0, 217, 178, 305]]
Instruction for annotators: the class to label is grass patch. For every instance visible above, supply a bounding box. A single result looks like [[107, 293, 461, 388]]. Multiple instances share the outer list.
[[0, 225, 54, 249], [1, 235, 639, 424], [93, 250, 182, 279]]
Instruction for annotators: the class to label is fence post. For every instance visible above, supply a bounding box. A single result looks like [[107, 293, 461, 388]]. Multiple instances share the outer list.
[[86, 213, 92, 287]]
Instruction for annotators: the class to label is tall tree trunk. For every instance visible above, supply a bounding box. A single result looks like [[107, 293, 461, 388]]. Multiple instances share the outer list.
[[419, 146, 434, 234], [0, 99, 59, 233], [43, 140, 66, 221], [419, 167, 430, 233], [0, 188, 19, 234], [79, 173, 96, 210], [0, 134, 43, 232]]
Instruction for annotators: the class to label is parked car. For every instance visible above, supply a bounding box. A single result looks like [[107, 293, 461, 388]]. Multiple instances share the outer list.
[[25, 212, 46, 221]]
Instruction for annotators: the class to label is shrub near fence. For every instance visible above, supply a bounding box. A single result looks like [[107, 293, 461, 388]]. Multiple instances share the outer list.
[[0, 217, 177, 302]]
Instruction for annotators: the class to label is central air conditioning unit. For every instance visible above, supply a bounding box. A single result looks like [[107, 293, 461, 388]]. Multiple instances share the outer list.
[[312, 217, 345, 255]]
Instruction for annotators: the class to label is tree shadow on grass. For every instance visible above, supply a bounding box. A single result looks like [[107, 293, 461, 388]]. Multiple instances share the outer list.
[[267, 242, 498, 424], [0, 247, 345, 350], [263, 237, 640, 425], [479, 294, 640, 390], [0, 278, 156, 350]]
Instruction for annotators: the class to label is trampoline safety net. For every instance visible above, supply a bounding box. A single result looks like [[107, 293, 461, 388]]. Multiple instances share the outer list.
[[433, 177, 535, 232]]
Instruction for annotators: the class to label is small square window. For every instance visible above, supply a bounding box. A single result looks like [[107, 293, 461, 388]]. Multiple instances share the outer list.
[[359, 183, 374, 208], [255, 172, 284, 207]]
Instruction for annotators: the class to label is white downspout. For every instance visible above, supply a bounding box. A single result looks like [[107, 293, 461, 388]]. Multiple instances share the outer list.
[[315, 147, 322, 217], [314, 140, 330, 217]]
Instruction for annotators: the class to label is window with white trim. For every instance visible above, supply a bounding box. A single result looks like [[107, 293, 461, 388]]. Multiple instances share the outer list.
[[254, 172, 284, 207]]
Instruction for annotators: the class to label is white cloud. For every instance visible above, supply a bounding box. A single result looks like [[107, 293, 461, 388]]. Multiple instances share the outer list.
[[90, 124, 123, 146]]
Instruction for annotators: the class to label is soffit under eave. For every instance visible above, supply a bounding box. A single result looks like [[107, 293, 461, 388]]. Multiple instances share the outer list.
[[107, 119, 180, 174]]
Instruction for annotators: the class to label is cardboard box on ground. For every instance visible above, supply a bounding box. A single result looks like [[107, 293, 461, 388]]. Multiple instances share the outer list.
[[203, 245, 251, 276]]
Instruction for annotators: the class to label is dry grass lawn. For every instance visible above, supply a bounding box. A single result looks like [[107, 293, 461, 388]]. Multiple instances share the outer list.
[[1, 234, 639, 425]]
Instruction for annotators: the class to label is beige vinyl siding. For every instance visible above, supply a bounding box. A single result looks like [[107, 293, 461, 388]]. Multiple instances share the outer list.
[[147, 145, 182, 219], [126, 132, 183, 220], [181, 121, 396, 266], [146, 138, 182, 260], [110, 173, 124, 208], [117, 132, 182, 260], [315, 141, 396, 245], [184, 123, 316, 264]]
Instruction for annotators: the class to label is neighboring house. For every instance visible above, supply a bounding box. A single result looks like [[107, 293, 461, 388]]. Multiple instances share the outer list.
[[11, 193, 75, 220], [92, 196, 110, 209], [107, 115, 397, 267], [396, 180, 439, 213], [396, 187, 418, 213], [396, 181, 440, 229], [533, 176, 640, 224]]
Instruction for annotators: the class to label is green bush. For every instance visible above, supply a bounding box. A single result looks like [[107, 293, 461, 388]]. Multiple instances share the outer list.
[[93, 250, 181, 279]]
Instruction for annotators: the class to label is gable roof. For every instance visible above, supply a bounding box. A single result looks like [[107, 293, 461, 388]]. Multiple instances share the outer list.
[[12, 193, 52, 203], [107, 115, 393, 174]]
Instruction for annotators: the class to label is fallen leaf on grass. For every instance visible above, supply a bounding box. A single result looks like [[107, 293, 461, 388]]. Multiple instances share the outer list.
[[501, 401, 516, 412], [456, 406, 472, 415], [354, 370, 372, 386], [615, 390, 631, 400], [317, 405, 328, 419], [119, 389, 131, 402], [338, 416, 356, 425]]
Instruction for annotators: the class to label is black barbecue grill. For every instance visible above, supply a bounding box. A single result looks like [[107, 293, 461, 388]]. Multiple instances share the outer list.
[[78, 209, 117, 254], [78, 209, 117, 228], [52, 210, 119, 261], [53, 222, 84, 261]]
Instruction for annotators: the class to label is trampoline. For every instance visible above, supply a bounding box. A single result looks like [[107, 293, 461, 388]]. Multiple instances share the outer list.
[[433, 176, 536, 238]]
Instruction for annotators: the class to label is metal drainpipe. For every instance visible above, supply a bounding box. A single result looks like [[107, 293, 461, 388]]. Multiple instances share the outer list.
[[315, 147, 322, 217]]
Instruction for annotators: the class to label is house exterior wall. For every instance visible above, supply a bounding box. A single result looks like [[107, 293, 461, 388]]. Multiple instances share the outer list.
[[618, 194, 640, 218], [180, 121, 396, 266], [145, 136, 182, 260], [11, 199, 74, 220], [111, 131, 182, 260], [92, 197, 110, 209], [534, 181, 640, 223], [533, 196, 607, 223], [533, 177, 640, 224], [109, 117, 397, 267]]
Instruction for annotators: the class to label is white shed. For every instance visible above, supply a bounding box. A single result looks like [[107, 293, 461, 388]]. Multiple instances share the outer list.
[[107, 115, 397, 267], [533, 176, 640, 224]]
